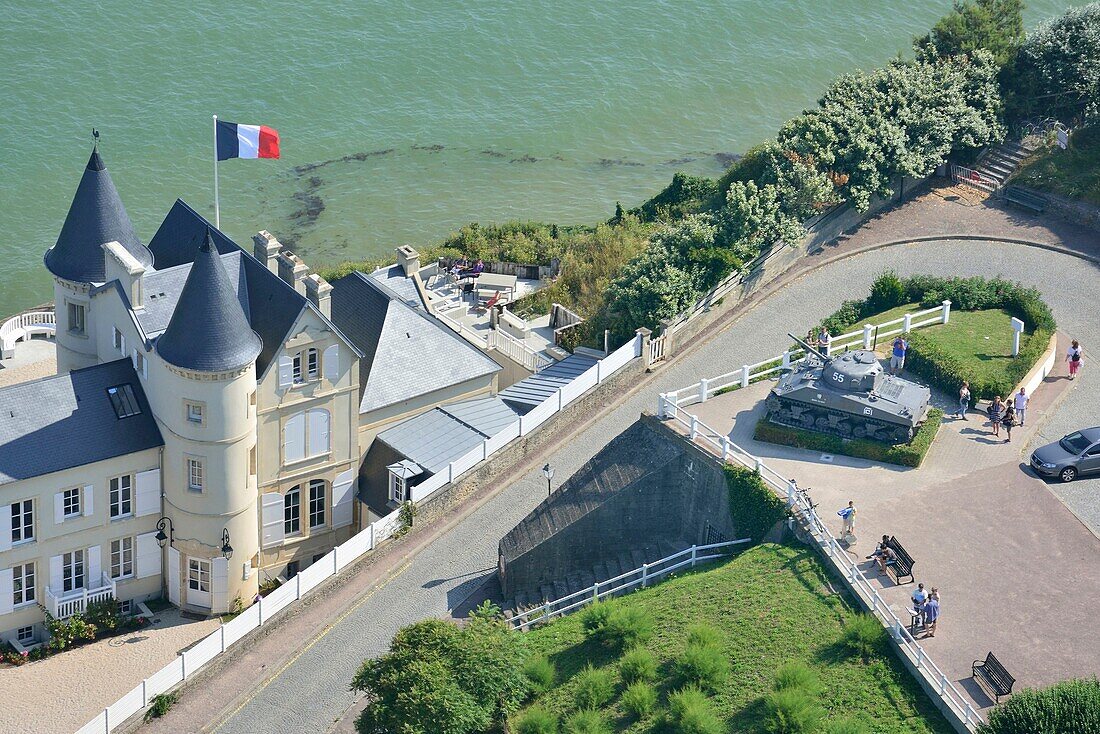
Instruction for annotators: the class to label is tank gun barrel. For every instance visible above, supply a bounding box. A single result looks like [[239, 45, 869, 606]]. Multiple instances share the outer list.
[[788, 332, 829, 362]]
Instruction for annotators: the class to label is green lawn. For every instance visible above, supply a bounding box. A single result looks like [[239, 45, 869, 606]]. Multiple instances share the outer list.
[[518, 544, 951, 733], [1012, 125, 1100, 206]]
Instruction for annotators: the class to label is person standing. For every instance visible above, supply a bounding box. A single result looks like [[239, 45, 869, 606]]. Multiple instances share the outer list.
[[890, 334, 909, 375], [922, 594, 940, 637], [987, 396, 1005, 437], [1066, 340, 1083, 380], [837, 501, 856, 539], [958, 381, 971, 420], [1013, 388, 1029, 426], [818, 328, 832, 357], [1001, 404, 1016, 443]]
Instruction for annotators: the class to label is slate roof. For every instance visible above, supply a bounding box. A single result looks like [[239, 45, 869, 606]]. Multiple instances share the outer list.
[[367, 264, 423, 308], [0, 359, 163, 486], [137, 251, 248, 337], [498, 353, 600, 413], [376, 396, 518, 475], [156, 232, 263, 372], [44, 148, 153, 284], [330, 272, 502, 414]]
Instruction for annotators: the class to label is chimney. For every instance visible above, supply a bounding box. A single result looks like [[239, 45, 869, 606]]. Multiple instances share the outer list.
[[396, 245, 420, 277], [304, 273, 333, 319], [252, 231, 281, 275], [277, 251, 310, 296], [102, 241, 146, 309]]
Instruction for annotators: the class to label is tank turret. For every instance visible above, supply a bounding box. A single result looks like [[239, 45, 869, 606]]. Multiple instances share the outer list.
[[765, 334, 931, 444]]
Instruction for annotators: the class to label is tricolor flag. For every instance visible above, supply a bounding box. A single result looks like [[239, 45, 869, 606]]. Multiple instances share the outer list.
[[216, 120, 280, 161]]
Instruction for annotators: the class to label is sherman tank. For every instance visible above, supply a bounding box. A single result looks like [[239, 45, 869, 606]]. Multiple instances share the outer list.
[[765, 333, 931, 444]]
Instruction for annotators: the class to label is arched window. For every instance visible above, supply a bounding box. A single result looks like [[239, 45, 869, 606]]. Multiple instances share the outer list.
[[284, 486, 301, 535], [308, 479, 326, 529], [283, 409, 330, 464]]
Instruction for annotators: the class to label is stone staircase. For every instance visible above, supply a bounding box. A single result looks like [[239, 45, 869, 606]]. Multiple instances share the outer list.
[[956, 140, 1032, 194]]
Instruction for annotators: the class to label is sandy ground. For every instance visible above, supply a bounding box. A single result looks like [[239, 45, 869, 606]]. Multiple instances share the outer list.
[[0, 337, 57, 388], [0, 609, 219, 734]]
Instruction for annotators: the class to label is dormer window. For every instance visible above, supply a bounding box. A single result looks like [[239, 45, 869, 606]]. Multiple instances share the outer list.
[[107, 384, 141, 419], [291, 348, 319, 384]]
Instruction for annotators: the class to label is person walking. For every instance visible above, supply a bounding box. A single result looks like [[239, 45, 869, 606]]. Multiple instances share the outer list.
[[1066, 339, 1083, 380], [1001, 403, 1017, 443], [837, 501, 856, 539], [890, 334, 909, 375], [957, 381, 971, 420], [1012, 387, 1029, 426], [987, 396, 1005, 437], [922, 594, 940, 637]]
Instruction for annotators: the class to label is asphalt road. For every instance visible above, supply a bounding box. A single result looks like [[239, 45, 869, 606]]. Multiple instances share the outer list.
[[214, 239, 1099, 734]]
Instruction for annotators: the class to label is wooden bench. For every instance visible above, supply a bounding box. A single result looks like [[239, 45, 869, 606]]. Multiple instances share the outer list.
[[1003, 185, 1046, 214], [885, 536, 915, 585], [973, 652, 1015, 703]]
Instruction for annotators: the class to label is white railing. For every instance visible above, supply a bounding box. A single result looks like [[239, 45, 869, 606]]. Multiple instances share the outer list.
[[656, 397, 983, 730], [78, 332, 644, 734], [0, 310, 56, 358], [649, 334, 666, 365], [435, 308, 490, 349], [487, 328, 553, 372], [511, 539, 752, 629], [669, 300, 951, 408], [951, 164, 997, 193], [45, 573, 116, 620]]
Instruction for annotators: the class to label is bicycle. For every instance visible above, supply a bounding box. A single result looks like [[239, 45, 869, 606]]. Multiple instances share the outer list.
[[787, 480, 824, 545]]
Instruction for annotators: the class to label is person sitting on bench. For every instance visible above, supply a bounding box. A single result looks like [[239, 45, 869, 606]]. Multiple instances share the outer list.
[[458, 259, 484, 280], [877, 544, 897, 575], [448, 258, 468, 278]]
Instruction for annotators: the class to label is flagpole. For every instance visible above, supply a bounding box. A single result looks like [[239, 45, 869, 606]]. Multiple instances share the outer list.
[[212, 114, 221, 230]]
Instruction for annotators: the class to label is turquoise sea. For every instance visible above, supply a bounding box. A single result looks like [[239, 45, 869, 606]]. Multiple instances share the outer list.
[[0, 1, 1078, 316]]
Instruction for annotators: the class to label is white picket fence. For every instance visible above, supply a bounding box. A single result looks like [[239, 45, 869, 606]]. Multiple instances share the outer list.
[[511, 539, 752, 629], [655, 396, 984, 731], [667, 300, 951, 408], [486, 328, 554, 372], [76, 332, 644, 734]]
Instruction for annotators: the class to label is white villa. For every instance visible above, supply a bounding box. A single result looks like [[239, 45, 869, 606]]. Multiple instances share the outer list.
[[0, 146, 581, 647]]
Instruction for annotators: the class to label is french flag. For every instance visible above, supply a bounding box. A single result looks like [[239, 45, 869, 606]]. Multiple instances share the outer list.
[[216, 120, 280, 161]]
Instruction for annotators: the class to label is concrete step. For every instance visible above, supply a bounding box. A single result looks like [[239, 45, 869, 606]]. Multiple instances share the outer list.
[[980, 160, 1014, 177], [513, 590, 530, 610]]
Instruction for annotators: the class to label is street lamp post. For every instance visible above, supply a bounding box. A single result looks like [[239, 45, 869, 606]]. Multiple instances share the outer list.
[[542, 463, 555, 497], [220, 528, 234, 560], [154, 516, 175, 548]]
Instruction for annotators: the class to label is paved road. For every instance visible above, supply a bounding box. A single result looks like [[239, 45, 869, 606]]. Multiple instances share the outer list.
[[202, 236, 1099, 734]]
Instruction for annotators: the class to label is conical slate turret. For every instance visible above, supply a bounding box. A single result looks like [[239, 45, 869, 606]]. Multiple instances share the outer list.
[[44, 146, 153, 283], [156, 231, 262, 372]]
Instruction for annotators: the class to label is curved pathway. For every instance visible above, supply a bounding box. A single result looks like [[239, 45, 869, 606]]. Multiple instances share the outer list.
[[144, 196, 1100, 734]]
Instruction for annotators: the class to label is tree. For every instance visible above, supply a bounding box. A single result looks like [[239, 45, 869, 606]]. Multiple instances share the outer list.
[[915, 0, 1024, 67], [604, 235, 701, 335], [715, 181, 804, 268], [352, 617, 529, 734]]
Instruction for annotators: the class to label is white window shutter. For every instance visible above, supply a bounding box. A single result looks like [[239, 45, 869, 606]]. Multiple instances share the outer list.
[[49, 555, 63, 594], [323, 345, 340, 382], [135, 532, 160, 579], [87, 545, 101, 587], [167, 547, 181, 606], [131, 348, 139, 370], [135, 469, 161, 517], [0, 569, 13, 616], [120, 334, 126, 354], [284, 413, 305, 463], [54, 492, 64, 524], [261, 492, 285, 548], [211, 557, 229, 613], [331, 468, 356, 529], [307, 409, 330, 456], [277, 355, 293, 389], [83, 485, 94, 517], [0, 504, 11, 552]]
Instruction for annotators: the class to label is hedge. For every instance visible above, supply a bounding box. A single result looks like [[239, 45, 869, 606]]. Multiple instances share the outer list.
[[978, 677, 1100, 734], [724, 465, 788, 541], [905, 328, 1051, 401], [752, 409, 944, 468]]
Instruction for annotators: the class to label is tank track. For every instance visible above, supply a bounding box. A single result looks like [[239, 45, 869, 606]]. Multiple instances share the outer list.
[[766, 396, 914, 445]]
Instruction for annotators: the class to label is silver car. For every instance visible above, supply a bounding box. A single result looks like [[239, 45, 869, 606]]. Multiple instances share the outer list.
[[1030, 427, 1100, 482]]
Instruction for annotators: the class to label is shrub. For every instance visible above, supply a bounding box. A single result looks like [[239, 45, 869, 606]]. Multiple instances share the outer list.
[[841, 614, 887, 663], [667, 685, 724, 734], [619, 646, 658, 684], [524, 655, 556, 694], [144, 692, 178, 721], [763, 688, 826, 734], [676, 643, 730, 690], [573, 664, 616, 710], [596, 606, 654, 651], [513, 705, 559, 734], [978, 677, 1100, 734], [84, 599, 123, 633], [580, 600, 615, 636], [563, 709, 611, 734], [621, 682, 658, 719], [725, 465, 788, 541], [774, 662, 821, 695], [867, 271, 906, 314], [685, 623, 723, 648]]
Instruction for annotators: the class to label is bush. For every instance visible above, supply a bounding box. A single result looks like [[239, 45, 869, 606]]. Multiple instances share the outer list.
[[667, 685, 724, 734], [621, 682, 658, 719], [763, 688, 826, 734], [84, 599, 123, 633], [524, 655, 556, 694], [563, 709, 611, 734], [867, 271, 907, 314], [619, 646, 658, 684], [595, 606, 654, 651], [685, 623, 723, 648], [841, 614, 887, 663], [978, 677, 1100, 734], [573, 664, 616, 710], [907, 329, 1050, 401], [144, 692, 178, 721], [725, 465, 788, 541], [676, 643, 730, 690], [774, 662, 821, 695], [580, 600, 615, 636], [513, 706, 558, 734]]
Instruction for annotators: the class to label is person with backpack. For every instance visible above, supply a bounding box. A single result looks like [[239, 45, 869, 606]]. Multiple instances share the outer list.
[[1001, 403, 1017, 443], [1066, 339, 1083, 380]]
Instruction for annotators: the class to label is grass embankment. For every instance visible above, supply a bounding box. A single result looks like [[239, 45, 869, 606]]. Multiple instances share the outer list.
[[1012, 125, 1100, 206], [518, 543, 952, 734]]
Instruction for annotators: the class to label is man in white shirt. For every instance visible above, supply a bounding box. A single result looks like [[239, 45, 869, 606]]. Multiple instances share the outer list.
[[1013, 388, 1029, 426]]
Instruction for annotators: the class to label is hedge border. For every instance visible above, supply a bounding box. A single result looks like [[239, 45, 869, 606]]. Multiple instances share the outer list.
[[752, 409, 944, 468]]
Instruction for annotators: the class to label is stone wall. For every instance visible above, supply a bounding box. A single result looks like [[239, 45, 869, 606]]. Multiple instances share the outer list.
[[1012, 185, 1100, 230]]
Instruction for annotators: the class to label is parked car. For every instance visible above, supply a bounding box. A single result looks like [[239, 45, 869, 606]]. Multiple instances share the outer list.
[[1030, 427, 1100, 482]]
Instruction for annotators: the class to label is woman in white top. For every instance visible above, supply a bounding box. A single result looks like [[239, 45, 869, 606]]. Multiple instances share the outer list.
[[1066, 340, 1083, 379]]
